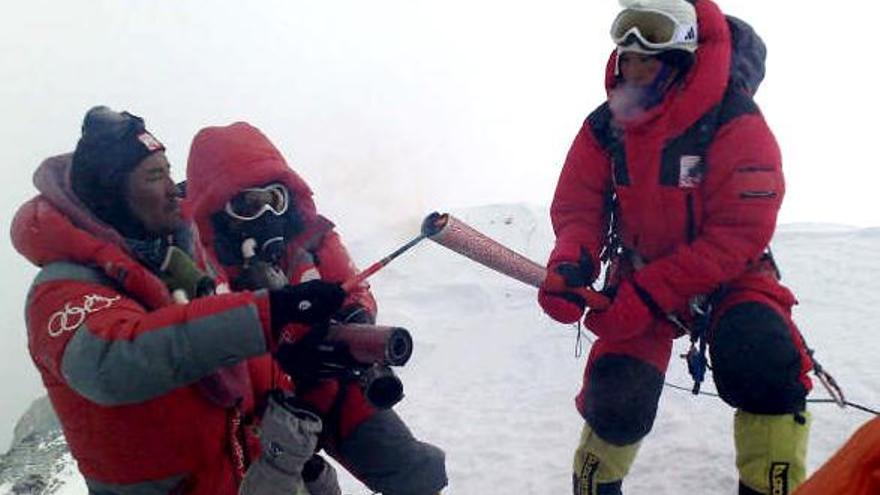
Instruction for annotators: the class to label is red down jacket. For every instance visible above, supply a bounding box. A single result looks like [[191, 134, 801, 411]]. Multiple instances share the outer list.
[[553, 0, 791, 329], [11, 155, 284, 494], [547, 0, 811, 409], [184, 122, 378, 441]]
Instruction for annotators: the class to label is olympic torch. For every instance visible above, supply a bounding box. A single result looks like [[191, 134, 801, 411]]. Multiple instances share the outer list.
[[421, 212, 610, 310]]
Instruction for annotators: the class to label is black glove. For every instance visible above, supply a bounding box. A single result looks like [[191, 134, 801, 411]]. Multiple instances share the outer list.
[[273, 324, 332, 386], [268, 280, 346, 333], [334, 303, 375, 324], [554, 251, 597, 305], [554, 249, 596, 288]]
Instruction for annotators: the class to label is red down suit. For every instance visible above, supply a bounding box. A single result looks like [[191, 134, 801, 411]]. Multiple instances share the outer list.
[[184, 124, 448, 495], [11, 155, 285, 494], [185, 123, 447, 495], [184, 122, 379, 442], [547, 0, 812, 445]]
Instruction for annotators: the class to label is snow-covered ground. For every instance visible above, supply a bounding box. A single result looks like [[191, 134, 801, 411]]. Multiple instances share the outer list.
[[342, 205, 879, 494], [4, 204, 878, 494]]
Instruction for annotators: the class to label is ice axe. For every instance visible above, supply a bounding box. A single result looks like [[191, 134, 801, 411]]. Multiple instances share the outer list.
[[421, 212, 610, 310]]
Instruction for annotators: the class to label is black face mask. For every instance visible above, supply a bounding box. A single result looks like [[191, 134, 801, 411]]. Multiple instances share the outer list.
[[211, 207, 303, 267]]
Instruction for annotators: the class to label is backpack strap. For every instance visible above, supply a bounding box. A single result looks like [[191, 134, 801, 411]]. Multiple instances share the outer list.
[[587, 103, 629, 186]]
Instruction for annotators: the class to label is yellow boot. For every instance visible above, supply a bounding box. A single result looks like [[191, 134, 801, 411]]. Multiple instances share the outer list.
[[735, 410, 811, 495], [573, 422, 641, 495]]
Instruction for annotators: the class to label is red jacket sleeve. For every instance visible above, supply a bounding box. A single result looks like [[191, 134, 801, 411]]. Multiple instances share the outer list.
[[28, 273, 272, 406], [634, 113, 784, 313], [549, 122, 613, 269], [314, 230, 378, 319]]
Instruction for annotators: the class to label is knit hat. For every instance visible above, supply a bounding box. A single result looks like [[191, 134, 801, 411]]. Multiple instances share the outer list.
[[612, 0, 698, 55], [70, 106, 165, 234]]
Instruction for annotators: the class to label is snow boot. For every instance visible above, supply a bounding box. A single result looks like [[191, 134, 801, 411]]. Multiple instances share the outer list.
[[573, 422, 640, 495], [735, 410, 810, 494]]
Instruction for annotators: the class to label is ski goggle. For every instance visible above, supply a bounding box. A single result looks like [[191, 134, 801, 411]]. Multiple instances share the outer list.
[[224, 183, 290, 221], [610, 8, 696, 52]]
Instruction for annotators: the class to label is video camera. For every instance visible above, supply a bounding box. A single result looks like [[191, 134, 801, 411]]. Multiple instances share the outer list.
[[303, 322, 413, 409], [225, 238, 414, 409]]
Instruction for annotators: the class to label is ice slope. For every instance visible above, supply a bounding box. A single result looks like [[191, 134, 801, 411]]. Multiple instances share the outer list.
[[340, 205, 879, 494]]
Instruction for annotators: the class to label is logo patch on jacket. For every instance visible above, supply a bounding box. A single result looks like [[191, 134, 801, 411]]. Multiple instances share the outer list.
[[678, 155, 704, 188], [47, 294, 121, 337]]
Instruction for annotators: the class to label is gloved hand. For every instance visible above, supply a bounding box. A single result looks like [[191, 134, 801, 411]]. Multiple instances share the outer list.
[[538, 246, 596, 324], [584, 280, 656, 341], [238, 390, 322, 495], [269, 280, 346, 333], [334, 303, 375, 324], [232, 259, 288, 291], [538, 287, 587, 324], [273, 324, 331, 386]]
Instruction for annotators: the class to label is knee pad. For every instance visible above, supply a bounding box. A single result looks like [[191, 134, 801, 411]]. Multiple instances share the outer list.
[[710, 302, 807, 414], [573, 422, 640, 495], [581, 354, 664, 445], [735, 410, 811, 494]]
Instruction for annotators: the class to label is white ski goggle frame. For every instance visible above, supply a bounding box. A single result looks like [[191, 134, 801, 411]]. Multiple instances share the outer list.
[[224, 183, 290, 221], [611, 8, 696, 52]]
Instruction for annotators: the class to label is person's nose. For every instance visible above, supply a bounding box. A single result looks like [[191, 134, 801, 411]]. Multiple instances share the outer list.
[[164, 175, 178, 199]]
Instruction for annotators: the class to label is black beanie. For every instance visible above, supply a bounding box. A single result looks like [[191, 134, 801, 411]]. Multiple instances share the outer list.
[[70, 106, 165, 235]]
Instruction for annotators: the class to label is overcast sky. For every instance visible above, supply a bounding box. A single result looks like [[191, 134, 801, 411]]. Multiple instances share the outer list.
[[1, 0, 878, 449]]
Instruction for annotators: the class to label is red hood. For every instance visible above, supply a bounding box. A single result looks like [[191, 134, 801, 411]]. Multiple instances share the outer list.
[[184, 122, 318, 249], [604, 0, 731, 130], [11, 155, 173, 309], [12, 154, 130, 267]]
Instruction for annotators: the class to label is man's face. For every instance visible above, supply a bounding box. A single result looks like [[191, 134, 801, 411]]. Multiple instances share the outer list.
[[124, 152, 182, 237], [619, 52, 665, 87]]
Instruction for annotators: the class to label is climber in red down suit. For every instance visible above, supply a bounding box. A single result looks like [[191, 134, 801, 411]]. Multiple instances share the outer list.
[[538, 1, 813, 494], [184, 121, 447, 495]]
